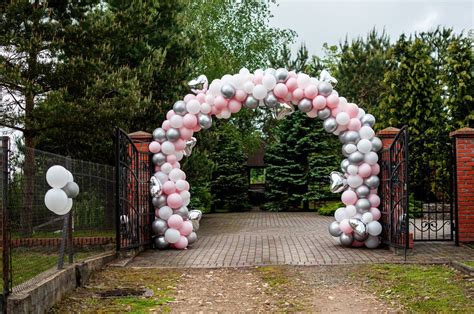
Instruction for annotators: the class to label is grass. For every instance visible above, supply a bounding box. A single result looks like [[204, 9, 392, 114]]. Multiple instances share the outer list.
[[461, 260, 474, 268], [358, 264, 474, 312], [256, 266, 289, 288], [315, 200, 343, 216], [12, 229, 115, 239]]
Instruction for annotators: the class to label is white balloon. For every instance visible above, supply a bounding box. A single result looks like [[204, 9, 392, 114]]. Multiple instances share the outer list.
[[55, 198, 73, 215], [357, 139, 372, 154], [243, 81, 255, 94], [175, 179, 187, 191], [262, 74, 277, 90], [252, 84, 267, 100], [158, 206, 173, 220], [221, 74, 233, 84], [208, 79, 222, 96], [170, 115, 183, 128], [155, 171, 168, 184], [180, 190, 191, 202], [336, 112, 350, 125], [205, 94, 214, 105], [344, 144, 357, 155], [186, 100, 201, 115], [367, 221, 382, 236], [296, 73, 310, 88], [239, 67, 250, 76], [347, 175, 363, 188], [364, 235, 380, 248], [161, 141, 175, 155], [46, 165, 69, 188], [357, 108, 366, 119], [44, 188, 68, 213], [334, 207, 348, 222], [67, 171, 74, 183], [161, 163, 173, 175], [347, 165, 358, 175], [346, 205, 357, 217], [359, 126, 375, 139], [169, 169, 185, 182], [362, 212, 373, 224], [164, 228, 180, 243], [221, 109, 231, 119], [201, 103, 212, 114], [175, 151, 184, 161], [364, 152, 379, 165]]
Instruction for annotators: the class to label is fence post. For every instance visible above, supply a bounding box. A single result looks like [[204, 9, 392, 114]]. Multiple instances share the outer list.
[[450, 127, 474, 245], [377, 127, 400, 149], [1, 136, 10, 309]]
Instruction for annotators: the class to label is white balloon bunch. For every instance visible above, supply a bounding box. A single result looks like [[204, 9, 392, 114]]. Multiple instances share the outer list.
[[44, 165, 79, 215]]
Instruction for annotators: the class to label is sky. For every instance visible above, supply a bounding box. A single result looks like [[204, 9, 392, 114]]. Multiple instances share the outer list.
[[269, 0, 473, 56]]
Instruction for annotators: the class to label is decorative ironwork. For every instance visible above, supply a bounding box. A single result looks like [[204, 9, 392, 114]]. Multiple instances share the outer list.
[[115, 128, 153, 251]]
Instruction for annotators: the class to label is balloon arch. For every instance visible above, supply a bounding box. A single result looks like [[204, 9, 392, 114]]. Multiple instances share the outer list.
[[149, 68, 383, 250]]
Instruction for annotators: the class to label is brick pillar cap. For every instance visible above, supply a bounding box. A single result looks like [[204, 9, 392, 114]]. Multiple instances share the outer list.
[[377, 127, 400, 137], [128, 131, 152, 142], [449, 127, 474, 138]]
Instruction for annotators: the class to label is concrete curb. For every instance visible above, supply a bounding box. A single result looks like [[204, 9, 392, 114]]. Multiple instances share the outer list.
[[451, 261, 474, 276]]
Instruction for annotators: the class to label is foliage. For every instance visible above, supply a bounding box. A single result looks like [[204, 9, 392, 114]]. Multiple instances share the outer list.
[[250, 168, 265, 184], [317, 201, 344, 216]]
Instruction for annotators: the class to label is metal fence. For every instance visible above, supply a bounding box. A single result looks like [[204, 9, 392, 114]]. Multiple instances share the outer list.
[[0, 136, 115, 300]]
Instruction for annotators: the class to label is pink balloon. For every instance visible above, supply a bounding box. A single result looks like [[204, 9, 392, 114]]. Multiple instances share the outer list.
[[331, 106, 341, 118], [326, 94, 339, 108], [235, 90, 247, 102], [179, 221, 193, 236], [196, 93, 206, 103], [292, 88, 304, 101], [228, 99, 242, 113], [348, 118, 362, 131], [369, 194, 381, 207], [306, 108, 318, 118], [274, 83, 289, 99], [168, 214, 184, 229], [183, 114, 198, 129], [180, 127, 193, 140], [154, 165, 160, 172], [346, 103, 359, 118], [253, 72, 263, 84], [162, 120, 171, 131], [193, 124, 202, 132], [339, 219, 353, 234], [184, 94, 196, 103], [214, 96, 227, 110], [167, 193, 183, 209], [288, 71, 297, 78], [149, 141, 161, 153], [174, 235, 188, 249], [286, 77, 298, 92], [166, 110, 175, 120], [166, 154, 177, 164], [341, 190, 358, 205], [211, 106, 220, 116], [358, 163, 372, 178], [338, 97, 348, 106], [174, 139, 186, 151], [352, 240, 365, 247], [162, 181, 176, 195], [370, 189, 378, 195], [173, 161, 181, 169], [313, 95, 326, 110], [335, 124, 347, 134], [371, 164, 380, 175], [370, 207, 381, 221], [304, 84, 318, 99]]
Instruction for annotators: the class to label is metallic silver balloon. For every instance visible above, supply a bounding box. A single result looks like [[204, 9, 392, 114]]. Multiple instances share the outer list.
[[153, 128, 167, 143], [323, 117, 338, 133], [273, 102, 295, 120], [264, 92, 278, 108], [355, 198, 371, 211], [152, 195, 167, 208], [187, 232, 198, 245], [340, 159, 350, 173], [349, 218, 369, 241], [329, 171, 348, 193], [364, 235, 380, 248], [348, 151, 364, 164], [154, 236, 169, 250], [339, 132, 346, 144], [339, 233, 354, 247], [183, 137, 197, 157], [328, 221, 342, 237], [364, 175, 380, 189], [317, 108, 331, 120], [166, 128, 180, 142], [173, 100, 187, 116], [198, 114, 212, 129], [62, 181, 79, 198], [297, 98, 312, 113], [356, 185, 370, 198], [188, 74, 208, 94], [318, 81, 333, 97], [371, 137, 382, 152], [150, 176, 162, 197], [244, 95, 259, 109], [361, 114, 376, 127], [275, 68, 289, 82], [189, 209, 202, 231], [319, 69, 338, 87], [342, 131, 360, 144], [175, 206, 189, 219], [152, 153, 166, 166], [221, 84, 236, 99], [152, 218, 168, 235]]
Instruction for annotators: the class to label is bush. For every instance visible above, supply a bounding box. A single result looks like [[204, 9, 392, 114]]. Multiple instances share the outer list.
[[317, 201, 343, 216]]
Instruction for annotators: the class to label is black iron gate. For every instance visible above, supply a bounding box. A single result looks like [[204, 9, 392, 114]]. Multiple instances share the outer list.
[[115, 128, 153, 251]]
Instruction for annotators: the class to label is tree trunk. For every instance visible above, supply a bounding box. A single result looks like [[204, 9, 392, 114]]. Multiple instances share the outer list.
[[21, 93, 35, 237]]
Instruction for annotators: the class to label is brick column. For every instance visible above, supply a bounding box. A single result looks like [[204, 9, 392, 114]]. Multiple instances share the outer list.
[[450, 127, 474, 244], [377, 127, 400, 149], [128, 131, 152, 153]]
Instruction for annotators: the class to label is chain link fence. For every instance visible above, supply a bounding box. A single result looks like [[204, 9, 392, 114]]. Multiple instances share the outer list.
[[1, 136, 115, 296]]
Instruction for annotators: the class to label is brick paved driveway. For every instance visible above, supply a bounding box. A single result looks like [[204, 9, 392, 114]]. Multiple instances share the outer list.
[[129, 212, 474, 268]]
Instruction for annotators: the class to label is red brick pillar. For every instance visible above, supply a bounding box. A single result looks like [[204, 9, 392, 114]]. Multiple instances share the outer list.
[[128, 131, 152, 153], [377, 127, 400, 149], [450, 127, 474, 244]]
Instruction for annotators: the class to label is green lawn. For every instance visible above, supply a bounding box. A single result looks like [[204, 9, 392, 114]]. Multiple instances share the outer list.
[[12, 229, 115, 239], [462, 260, 474, 268]]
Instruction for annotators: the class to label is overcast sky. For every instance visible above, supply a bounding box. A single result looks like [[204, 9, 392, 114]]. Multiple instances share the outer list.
[[270, 0, 473, 56]]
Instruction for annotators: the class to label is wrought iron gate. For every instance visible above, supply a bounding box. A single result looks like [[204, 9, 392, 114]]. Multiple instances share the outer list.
[[115, 128, 153, 251]]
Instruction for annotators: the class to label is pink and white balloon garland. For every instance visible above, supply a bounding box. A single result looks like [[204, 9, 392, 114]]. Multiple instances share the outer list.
[[150, 68, 383, 249]]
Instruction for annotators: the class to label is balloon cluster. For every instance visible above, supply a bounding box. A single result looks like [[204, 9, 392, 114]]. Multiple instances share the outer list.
[[150, 68, 382, 249], [44, 165, 79, 215]]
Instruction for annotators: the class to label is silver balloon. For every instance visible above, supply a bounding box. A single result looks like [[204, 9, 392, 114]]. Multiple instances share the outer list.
[[323, 117, 338, 133], [275, 68, 289, 82], [328, 221, 342, 237], [361, 114, 376, 127], [365, 175, 380, 189], [318, 81, 333, 97], [62, 181, 79, 198], [297, 98, 312, 113], [355, 198, 371, 211], [154, 236, 169, 250], [349, 218, 369, 241], [319, 69, 338, 87], [153, 128, 167, 143], [150, 176, 162, 197], [364, 235, 380, 249], [173, 100, 187, 116], [339, 233, 354, 247], [342, 144, 355, 157], [152, 153, 166, 166], [317, 108, 331, 120], [166, 128, 180, 142], [356, 185, 370, 198], [175, 206, 189, 219], [348, 151, 364, 164], [183, 137, 197, 157], [340, 159, 350, 173], [264, 92, 278, 108], [198, 114, 212, 129], [273, 102, 295, 120], [342, 131, 360, 144], [339, 132, 346, 144], [371, 137, 382, 152], [221, 84, 236, 99], [329, 171, 348, 193], [244, 95, 259, 109], [152, 195, 167, 208], [187, 232, 198, 245], [152, 218, 168, 235], [188, 74, 208, 94], [189, 209, 202, 231]]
